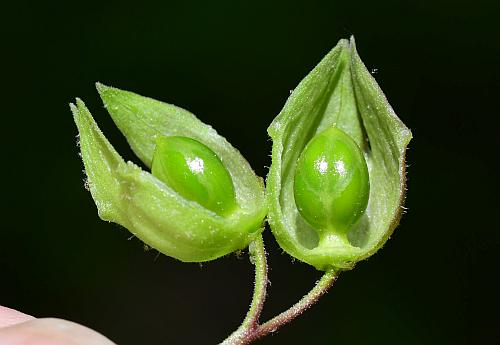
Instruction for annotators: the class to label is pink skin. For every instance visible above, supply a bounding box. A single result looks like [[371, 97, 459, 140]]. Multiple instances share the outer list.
[[0, 306, 115, 345]]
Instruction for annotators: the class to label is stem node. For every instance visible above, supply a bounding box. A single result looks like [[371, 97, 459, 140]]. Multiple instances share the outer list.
[[220, 235, 338, 345]]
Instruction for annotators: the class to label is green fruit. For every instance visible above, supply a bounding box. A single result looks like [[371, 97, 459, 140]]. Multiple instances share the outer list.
[[293, 127, 369, 246], [152, 136, 238, 217], [73, 88, 266, 263]]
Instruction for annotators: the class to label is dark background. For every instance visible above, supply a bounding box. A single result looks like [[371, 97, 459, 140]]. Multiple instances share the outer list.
[[1, 0, 499, 344]]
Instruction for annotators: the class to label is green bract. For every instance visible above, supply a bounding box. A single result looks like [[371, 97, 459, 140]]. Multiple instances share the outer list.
[[267, 37, 412, 270], [293, 127, 370, 248], [151, 136, 238, 217], [71, 84, 266, 262]]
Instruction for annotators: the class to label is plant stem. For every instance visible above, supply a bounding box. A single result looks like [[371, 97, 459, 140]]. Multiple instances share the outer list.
[[249, 268, 337, 342], [220, 235, 268, 345], [220, 236, 338, 345], [240, 235, 268, 330]]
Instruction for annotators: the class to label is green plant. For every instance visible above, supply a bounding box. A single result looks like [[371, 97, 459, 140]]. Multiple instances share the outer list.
[[72, 37, 411, 344]]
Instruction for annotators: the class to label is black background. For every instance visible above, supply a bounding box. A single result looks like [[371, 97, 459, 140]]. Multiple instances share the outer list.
[[1, 0, 499, 344]]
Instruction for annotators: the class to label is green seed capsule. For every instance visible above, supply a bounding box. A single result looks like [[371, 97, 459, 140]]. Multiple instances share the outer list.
[[293, 127, 369, 246], [152, 136, 238, 217]]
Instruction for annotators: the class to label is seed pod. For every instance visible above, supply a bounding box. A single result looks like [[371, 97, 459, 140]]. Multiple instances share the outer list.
[[293, 127, 369, 247], [72, 84, 266, 262], [267, 37, 412, 270], [151, 136, 238, 217]]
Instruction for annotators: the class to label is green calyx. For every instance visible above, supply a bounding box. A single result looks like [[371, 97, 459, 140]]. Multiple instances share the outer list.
[[72, 84, 266, 263], [267, 37, 412, 270], [293, 127, 369, 247], [71, 37, 411, 272], [151, 136, 238, 217]]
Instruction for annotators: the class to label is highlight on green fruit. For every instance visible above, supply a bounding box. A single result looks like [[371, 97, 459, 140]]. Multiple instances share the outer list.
[[71, 84, 266, 263], [267, 37, 412, 270], [151, 136, 238, 217], [293, 127, 369, 248]]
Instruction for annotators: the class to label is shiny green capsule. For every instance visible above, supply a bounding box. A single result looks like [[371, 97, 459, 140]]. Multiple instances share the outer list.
[[73, 86, 266, 263], [267, 38, 411, 270], [293, 127, 369, 246], [151, 136, 238, 217]]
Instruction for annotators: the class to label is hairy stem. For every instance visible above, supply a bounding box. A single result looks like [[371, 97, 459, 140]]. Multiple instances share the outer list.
[[240, 235, 268, 330], [247, 269, 337, 343], [220, 235, 268, 345], [220, 236, 338, 345]]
